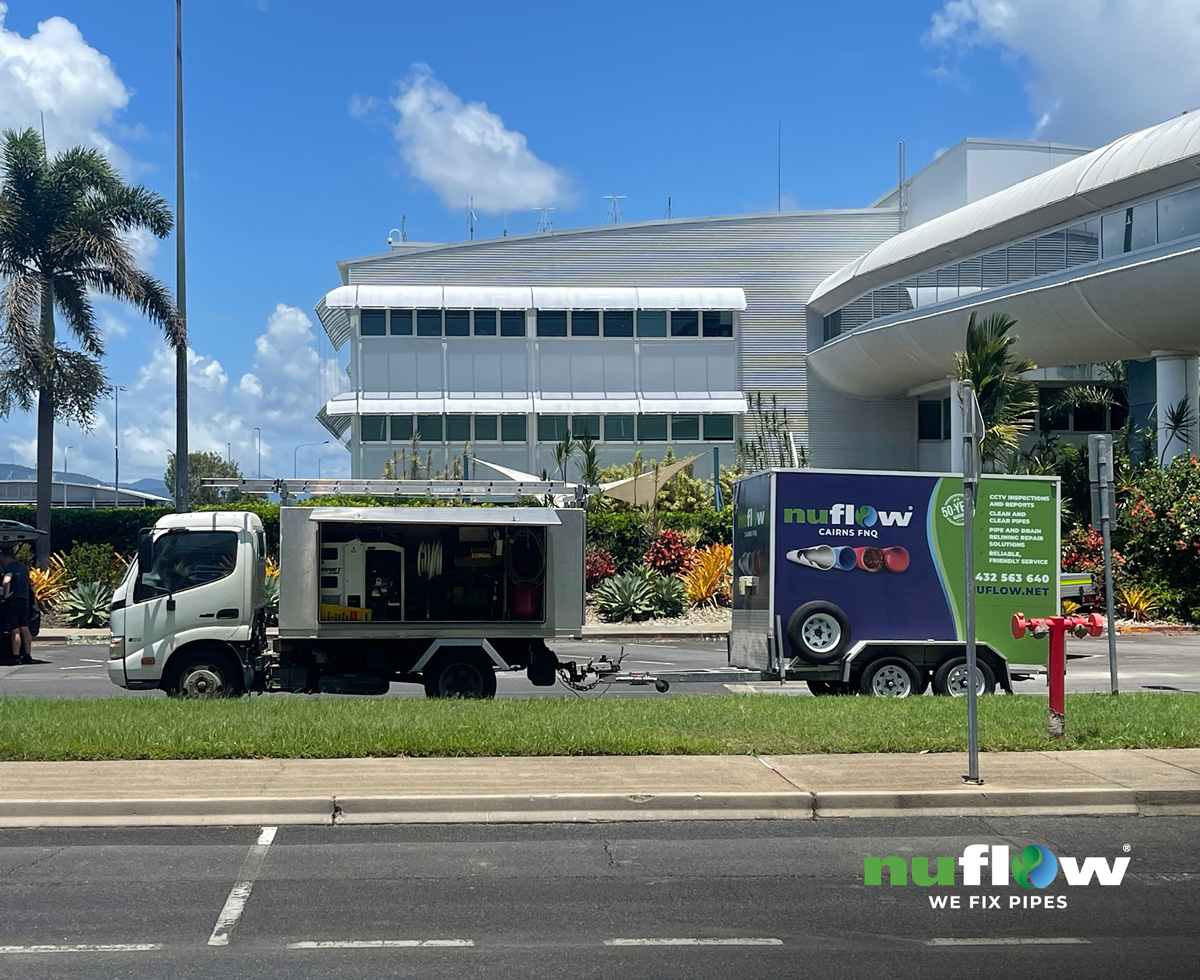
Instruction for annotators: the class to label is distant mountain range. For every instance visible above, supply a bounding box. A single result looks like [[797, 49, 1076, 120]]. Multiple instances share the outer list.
[[0, 463, 171, 500]]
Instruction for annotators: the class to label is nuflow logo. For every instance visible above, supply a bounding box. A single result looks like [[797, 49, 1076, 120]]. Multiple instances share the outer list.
[[783, 503, 913, 527], [865, 844, 1129, 888]]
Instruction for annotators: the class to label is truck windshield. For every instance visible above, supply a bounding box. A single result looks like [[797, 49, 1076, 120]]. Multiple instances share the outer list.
[[134, 530, 238, 602]]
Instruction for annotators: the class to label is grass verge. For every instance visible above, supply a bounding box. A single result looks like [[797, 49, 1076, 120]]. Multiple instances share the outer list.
[[0, 693, 1198, 761]]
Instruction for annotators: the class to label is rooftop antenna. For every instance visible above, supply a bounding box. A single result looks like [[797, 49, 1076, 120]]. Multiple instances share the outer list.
[[664, 196, 673, 219], [604, 194, 626, 224], [898, 141, 908, 232], [467, 197, 477, 240], [503, 213, 508, 237], [534, 207, 555, 233], [401, 213, 408, 242]]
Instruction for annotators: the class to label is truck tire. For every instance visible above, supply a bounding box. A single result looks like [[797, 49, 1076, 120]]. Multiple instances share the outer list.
[[163, 647, 244, 699], [786, 602, 851, 665], [859, 656, 921, 698], [423, 650, 498, 699], [932, 657, 995, 697]]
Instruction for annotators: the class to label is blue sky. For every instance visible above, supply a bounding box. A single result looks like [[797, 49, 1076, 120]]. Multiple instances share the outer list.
[[2, 0, 1199, 483]]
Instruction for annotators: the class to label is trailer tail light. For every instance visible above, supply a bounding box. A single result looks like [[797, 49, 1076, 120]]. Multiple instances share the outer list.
[[109, 636, 125, 660]]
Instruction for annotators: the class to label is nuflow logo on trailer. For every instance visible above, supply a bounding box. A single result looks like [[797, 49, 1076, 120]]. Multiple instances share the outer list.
[[865, 844, 1130, 911], [782, 503, 914, 527]]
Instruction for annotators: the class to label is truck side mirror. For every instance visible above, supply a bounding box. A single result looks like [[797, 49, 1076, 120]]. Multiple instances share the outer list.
[[137, 533, 152, 573]]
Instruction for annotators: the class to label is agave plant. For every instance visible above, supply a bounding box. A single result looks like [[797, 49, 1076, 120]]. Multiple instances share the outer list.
[[647, 570, 687, 618], [684, 543, 733, 606], [592, 571, 656, 623], [58, 581, 113, 628], [264, 575, 280, 626]]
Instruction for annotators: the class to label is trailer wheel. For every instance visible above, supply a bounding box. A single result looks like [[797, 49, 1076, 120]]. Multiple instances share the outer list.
[[932, 657, 995, 697], [859, 657, 921, 698], [163, 647, 244, 699], [423, 650, 498, 699], [786, 602, 851, 664]]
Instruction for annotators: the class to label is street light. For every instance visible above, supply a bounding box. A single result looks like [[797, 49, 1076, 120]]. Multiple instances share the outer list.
[[63, 445, 73, 507], [317, 457, 325, 479], [293, 440, 330, 478], [253, 427, 262, 478], [112, 386, 127, 507]]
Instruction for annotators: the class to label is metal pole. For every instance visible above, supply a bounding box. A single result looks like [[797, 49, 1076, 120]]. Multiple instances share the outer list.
[[63, 445, 72, 507], [1101, 500, 1118, 695], [174, 0, 189, 513], [713, 446, 722, 509], [961, 380, 982, 785], [113, 386, 120, 507], [254, 427, 261, 478]]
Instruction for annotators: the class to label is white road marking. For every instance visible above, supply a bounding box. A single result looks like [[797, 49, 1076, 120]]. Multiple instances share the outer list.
[[626, 660, 677, 666], [287, 940, 475, 949], [0, 944, 161, 954], [605, 938, 783, 946], [207, 826, 277, 947], [59, 664, 103, 670], [927, 938, 1090, 946]]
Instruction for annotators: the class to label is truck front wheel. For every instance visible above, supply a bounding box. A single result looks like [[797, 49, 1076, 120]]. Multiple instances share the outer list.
[[423, 650, 498, 699], [163, 647, 244, 699]]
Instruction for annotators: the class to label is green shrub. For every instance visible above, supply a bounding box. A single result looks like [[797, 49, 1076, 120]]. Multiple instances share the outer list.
[[58, 581, 113, 629], [0, 506, 173, 555], [592, 571, 656, 622], [587, 508, 732, 572], [60, 542, 128, 589]]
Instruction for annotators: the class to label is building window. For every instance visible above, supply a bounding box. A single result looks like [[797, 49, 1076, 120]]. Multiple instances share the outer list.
[[571, 311, 599, 336], [500, 311, 526, 337], [1158, 186, 1200, 244], [501, 415, 527, 442], [360, 310, 386, 336], [475, 415, 499, 441], [605, 415, 635, 441], [702, 311, 734, 337], [636, 311, 666, 337], [361, 415, 387, 441], [704, 415, 734, 440], [537, 310, 567, 337], [918, 401, 942, 441], [671, 414, 700, 440], [446, 415, 471, 443], [416, 309, 442, 336], [1072, 402, 1106, 432], [822, 311, 841, 343], [942, 397, 951, 440], [389, 309, 413, 335], [637, 414, 668, 440], [537, 414, 569, 442], [444, 310, 470, 336], [1103, 202, 1157, 257], [604, 310, 634, 337], [572, 415, 600, 440], [390, 415, 414, 441], [670, 311, 699, 337], [416, 414, 443, 442], [473, 310, 498, 335]]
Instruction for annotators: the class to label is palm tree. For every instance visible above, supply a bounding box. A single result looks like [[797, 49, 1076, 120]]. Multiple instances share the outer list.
[[954, 312, 1037, 469], [0, 129, 180, 566]]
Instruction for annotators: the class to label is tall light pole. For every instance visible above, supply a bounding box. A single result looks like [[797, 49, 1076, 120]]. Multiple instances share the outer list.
[[112, 385, 126, 507], [62, 445, 73, 507], [226, 442, 231, 462], [293, 440, 330, 478], [318, 457, 325, 479], [254, 427, 262, 478], [174, 0, 190, 513]]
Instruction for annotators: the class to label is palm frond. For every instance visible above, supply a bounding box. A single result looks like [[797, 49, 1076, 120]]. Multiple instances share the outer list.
[[51, 274, 103, 357]]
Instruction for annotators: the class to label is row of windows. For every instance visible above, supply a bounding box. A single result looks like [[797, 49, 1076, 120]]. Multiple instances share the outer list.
[[359, 413, 737, 444], [917, 392, 1129, 441], [824, 182, 1200, 342], [359, 308, 735, 339]]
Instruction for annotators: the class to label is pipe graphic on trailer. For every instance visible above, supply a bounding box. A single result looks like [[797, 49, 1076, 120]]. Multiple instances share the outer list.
[[786, 545, 909, 573]]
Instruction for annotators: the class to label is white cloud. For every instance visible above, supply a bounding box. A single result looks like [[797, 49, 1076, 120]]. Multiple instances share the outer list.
[[0, 3, 131, 163], [389, 64, 576, 215], [348, 93, 379, 118], [926, 0, 1200, 144]]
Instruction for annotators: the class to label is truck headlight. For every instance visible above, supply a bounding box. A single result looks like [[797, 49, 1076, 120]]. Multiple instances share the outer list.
[[109, 636, 125, 660]]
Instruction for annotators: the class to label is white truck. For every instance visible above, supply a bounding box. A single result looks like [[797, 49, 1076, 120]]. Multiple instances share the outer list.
[[107, 482, 596, 699]]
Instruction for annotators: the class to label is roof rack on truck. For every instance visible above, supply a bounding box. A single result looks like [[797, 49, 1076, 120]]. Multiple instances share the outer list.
[[201, 477, 592, 505]]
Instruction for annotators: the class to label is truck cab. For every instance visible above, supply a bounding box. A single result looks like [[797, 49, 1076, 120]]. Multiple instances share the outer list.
[[108, 511, 266, 696]]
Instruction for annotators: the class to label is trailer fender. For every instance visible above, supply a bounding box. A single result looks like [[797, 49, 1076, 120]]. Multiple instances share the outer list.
[[412, 638, 509, 672]]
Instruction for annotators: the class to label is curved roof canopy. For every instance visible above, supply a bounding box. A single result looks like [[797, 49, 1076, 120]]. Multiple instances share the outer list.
[[810, 109, 1200, 313]]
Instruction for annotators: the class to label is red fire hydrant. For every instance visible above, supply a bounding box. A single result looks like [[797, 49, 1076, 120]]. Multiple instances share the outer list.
[[1011, 612, 1104, 738]]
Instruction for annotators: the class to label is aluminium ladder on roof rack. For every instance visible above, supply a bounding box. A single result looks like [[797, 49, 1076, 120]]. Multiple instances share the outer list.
[[199, 477, 594, 502]]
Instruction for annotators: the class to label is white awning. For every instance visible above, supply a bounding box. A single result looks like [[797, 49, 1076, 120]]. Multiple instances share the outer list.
[[533, 396, 641, 414], [531, 286, 640, 309], [443, 285, 533, 309], [638, 393, 748, 414], [306, 506, 560, 526], [320, 285, 747, 312], [325, 394, 747, 416]]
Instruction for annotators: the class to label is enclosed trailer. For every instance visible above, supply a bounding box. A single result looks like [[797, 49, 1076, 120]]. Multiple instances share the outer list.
[[728, 468, 1060, 696]]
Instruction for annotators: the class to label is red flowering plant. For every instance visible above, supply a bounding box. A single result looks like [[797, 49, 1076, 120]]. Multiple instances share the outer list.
[[642, 528, 697, 577], [1115, 454, 1200, 620], [585, 545, 617, 590], [1061, 525, 1126, 605]]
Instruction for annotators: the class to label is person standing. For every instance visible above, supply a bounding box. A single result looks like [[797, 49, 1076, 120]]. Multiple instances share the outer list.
[[1, 548, 33, 663]]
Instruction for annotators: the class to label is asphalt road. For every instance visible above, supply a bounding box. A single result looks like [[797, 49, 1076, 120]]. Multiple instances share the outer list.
[[0, 816, 1195, 979], [1, 634, 1198, 699]]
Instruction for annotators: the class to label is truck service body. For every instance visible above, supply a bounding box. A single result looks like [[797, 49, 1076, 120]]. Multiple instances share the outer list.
[[107, 502, 586, 698]]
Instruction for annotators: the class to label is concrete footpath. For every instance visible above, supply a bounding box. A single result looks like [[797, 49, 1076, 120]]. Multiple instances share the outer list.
[[2, 748, 1199, 828]]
